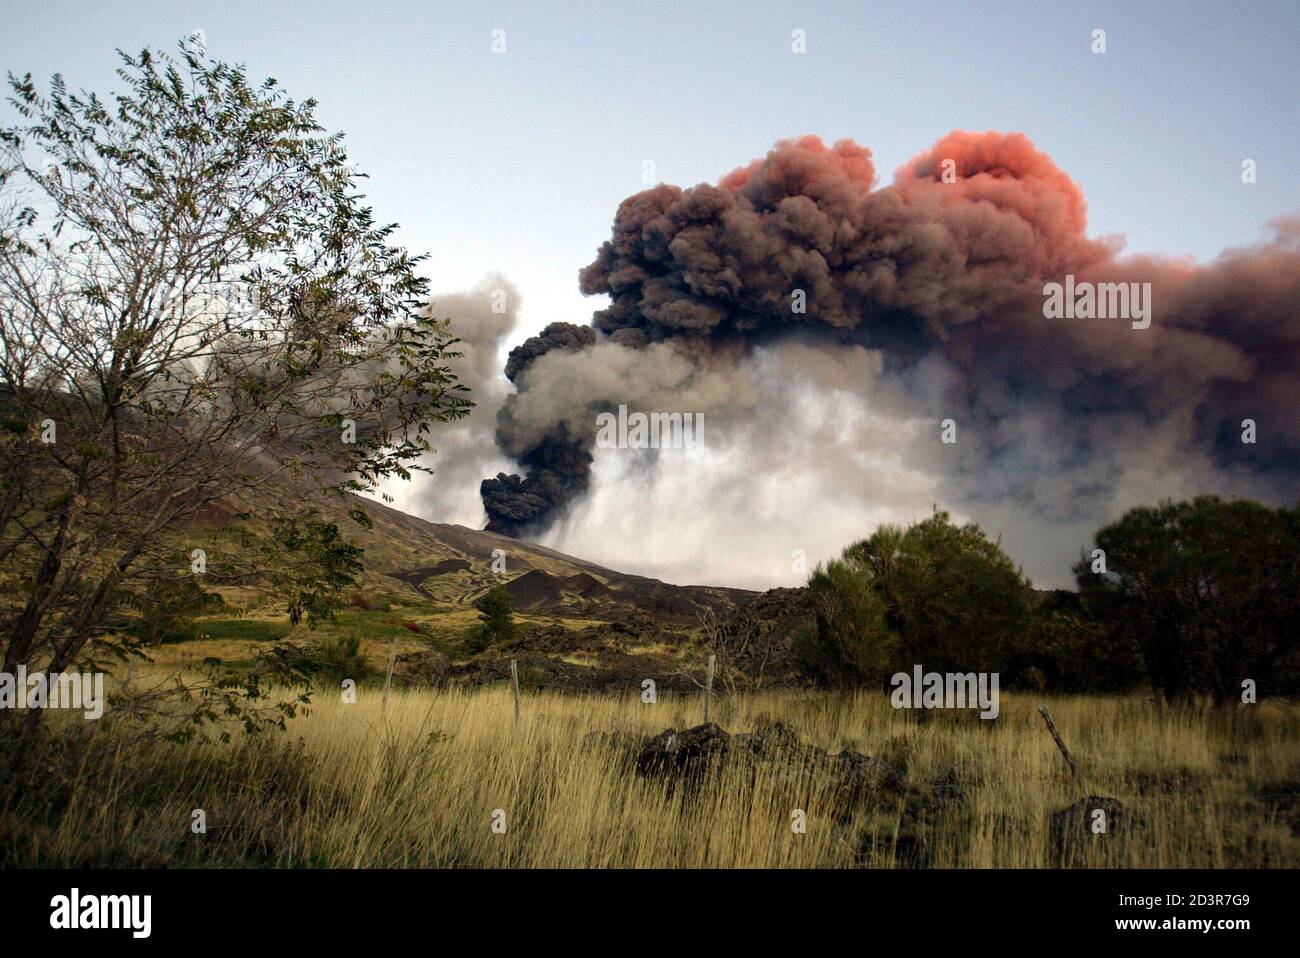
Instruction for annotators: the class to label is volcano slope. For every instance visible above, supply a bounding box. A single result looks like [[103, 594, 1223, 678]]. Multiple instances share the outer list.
[[158, 489, 787, 694]]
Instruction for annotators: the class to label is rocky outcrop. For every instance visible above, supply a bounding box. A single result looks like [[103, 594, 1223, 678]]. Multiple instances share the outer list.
[[393, 649, 451, 687], [1050, 795, 1138, 863], [632, 718, 904, 803], [636, 723, 733, 777]]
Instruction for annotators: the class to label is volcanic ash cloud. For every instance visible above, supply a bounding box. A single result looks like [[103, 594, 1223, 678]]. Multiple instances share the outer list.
[[480, 131, 1299, 583]]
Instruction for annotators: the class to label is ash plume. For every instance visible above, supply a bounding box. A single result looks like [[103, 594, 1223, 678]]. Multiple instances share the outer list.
[[384, 275, 519, 526], [482, 131, 1300, 565]]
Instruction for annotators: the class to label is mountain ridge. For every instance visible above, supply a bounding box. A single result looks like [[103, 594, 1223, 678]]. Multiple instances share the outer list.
[[349, 493, 756, 619]]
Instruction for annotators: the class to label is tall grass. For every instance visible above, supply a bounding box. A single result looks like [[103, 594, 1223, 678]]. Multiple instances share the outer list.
[[3, 684, 1297, 868]]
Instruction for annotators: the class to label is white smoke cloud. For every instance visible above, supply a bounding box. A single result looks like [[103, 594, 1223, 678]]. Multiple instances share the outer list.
[[534, 338, 943, 589], [378, 274, 518, 525]]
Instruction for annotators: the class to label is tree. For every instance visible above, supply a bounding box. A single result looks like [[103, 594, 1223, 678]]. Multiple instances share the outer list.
[[117, 564, 224, 645], [262, 510, 364, 627], [1004, 590, 1143, 693], [1075, 497, 1299, 704], [804, 546, 896, 686], [804, 511, 1033, 685], [0, 39, 469, 742], [467, 584, 515, 653]]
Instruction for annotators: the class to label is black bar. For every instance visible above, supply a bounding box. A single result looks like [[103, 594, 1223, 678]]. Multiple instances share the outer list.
[[1, 867, 1285, 944]]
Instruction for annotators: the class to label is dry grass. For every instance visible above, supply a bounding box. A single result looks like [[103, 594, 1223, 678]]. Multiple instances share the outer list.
[[4, 682, 1297, 868]]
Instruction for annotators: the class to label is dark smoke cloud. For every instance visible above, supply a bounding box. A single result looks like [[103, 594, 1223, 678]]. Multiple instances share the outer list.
[[481, 322, 596, 535], [503, 322, 597, 381], [482, 131, 1300, 551]]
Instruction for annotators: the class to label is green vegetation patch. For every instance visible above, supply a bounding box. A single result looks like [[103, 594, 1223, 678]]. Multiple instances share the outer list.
[[196, 619, 293, 643]]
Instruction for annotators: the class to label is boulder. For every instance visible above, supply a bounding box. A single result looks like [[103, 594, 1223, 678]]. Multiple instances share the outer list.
[[1050, 795, 1136, 862], [633, 720, 904, 808], [635, 723, 731, 778], [731, 718, 803, 758], [834, 748, 906, 802], [393, 649, 450, 687]]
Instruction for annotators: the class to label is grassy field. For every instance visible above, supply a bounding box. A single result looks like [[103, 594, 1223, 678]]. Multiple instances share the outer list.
[[4, 672, 1297, 868]]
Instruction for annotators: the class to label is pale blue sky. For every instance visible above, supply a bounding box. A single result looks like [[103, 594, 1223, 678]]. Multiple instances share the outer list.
[[2, 0, 1296, 351]]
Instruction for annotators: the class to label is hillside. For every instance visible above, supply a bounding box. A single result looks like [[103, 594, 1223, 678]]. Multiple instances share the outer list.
[[347, 493, 754, 620], [170, 490, 772, 693]]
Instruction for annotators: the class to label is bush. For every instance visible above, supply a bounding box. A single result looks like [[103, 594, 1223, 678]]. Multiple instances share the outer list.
[[1075, 496, 1300, 703], [1005, 591, 1143, 692], [803, 511, 1033, 685], [464, 624, 492, 655], [465, 585, 516, 653], [317, 633, 369, 680], [349, 593, 392, 613]]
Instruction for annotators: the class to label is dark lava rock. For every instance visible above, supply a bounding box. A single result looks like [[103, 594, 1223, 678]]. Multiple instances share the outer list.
[[633, 720, 905, 811], [835, 749, 907, 801], [393, 649, 450, 687], [713, 588, 816, 686], [731, 719, 804, 758], [1051, 795, 1137, 862], [458, 652, 596, 690], [635, 723, 731, 778]]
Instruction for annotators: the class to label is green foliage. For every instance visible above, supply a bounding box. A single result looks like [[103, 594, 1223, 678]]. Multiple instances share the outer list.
[[196, 618, 293, 644], [803, 553, 896, 685], [327, 609, 425, 641], [316, 632, 368, 680], [1005, 591, 1143, 692], [464, 625, 490, 654], [1075, 496, 1300, 702], [102, 561, 225, 646], [92, 643, 317, 747], [262, 510, 364, 627], [0, 36, 468, 741], [466, 585, 515, 653], [804, 511, 1033, 685]]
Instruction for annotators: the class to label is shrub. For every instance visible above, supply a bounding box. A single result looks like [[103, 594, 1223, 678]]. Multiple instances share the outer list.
[[1005, 590, 1142, 692], [465, 585, 516, 653], [803, 511, 1033, 685], [349, 593, 392, 613], [1075, 496, 1299, 703], [317, 633, 369, 680]]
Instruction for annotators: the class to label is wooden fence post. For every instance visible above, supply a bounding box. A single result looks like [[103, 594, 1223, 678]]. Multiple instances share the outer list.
[[510, 659, 521, 727], [704, 654, 715, 725], [1037, 705, 1079, 779]]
